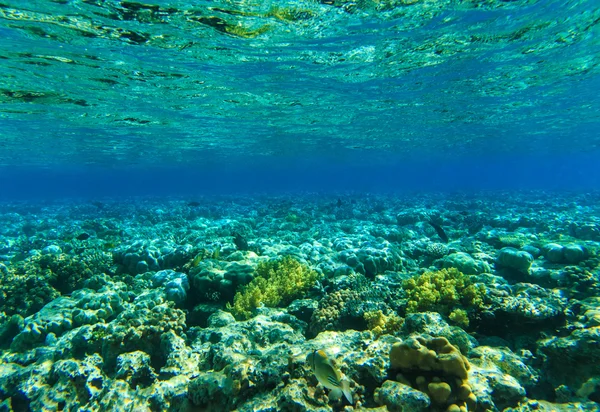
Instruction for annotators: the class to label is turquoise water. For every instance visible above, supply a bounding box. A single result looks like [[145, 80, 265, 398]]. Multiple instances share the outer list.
[[2, 3, 600, 411], [1, 0, 599, 194]]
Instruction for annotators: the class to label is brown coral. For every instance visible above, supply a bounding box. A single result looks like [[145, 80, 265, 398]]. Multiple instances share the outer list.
[[309, 289, 359, 335], [389, 336, 477, 411]]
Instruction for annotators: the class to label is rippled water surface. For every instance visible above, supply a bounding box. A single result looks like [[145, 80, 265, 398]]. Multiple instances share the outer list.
[[1, 0, 599, 167]]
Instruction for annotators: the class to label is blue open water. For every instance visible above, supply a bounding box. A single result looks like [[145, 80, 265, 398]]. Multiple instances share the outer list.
[[0, 0, 598, 196]]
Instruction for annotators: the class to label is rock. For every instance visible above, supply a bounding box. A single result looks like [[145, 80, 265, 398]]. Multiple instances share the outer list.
[[152, 270, 189, 305], [544, 243, 565, 263], [42, 245, 62, 255], [374, 380, 430, 412], [287, 299, 318, 324], [207, 310, 236, 328], [442, 252, 490, 275], [496, 247, 534, 274], [115, 351, 157, 388], [563, 244, 586, 264]]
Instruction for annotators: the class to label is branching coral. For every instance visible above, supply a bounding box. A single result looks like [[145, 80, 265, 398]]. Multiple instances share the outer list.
[[228, 256, 319, 320], [402, 268, 486, 327], [364, 310, 404, 337]]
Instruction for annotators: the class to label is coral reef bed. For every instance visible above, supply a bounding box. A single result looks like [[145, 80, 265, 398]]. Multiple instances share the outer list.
[[0, 192, 599, 411]]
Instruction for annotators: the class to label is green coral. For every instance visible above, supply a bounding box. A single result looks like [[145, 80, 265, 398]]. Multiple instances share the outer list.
[[449, 308, 470, 328], [228, 256, 319, 320], [403, 268, 486, 326], [364, 310, 404, 337]]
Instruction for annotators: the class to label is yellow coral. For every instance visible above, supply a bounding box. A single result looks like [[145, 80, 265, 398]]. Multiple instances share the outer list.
[[364, 310, 404, 337], [449, 308, 469, 328], [389, 336, 477, 411], [402, 268, 486, 325], [228, 256, 319, 320]]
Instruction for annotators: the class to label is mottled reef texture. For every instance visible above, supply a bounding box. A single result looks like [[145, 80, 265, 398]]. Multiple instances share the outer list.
[[0, 192, 599, 411]]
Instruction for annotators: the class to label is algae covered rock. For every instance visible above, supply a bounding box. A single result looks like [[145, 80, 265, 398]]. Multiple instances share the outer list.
[[470, 346, 538, 390], [151, 269, 189, 305], [374, 380, 430, 412], [11, 286, 128, 352], [496, 247, 534, 274], [10, 295, 77, 351], [538, 324, 600, 390], [469, 363, 526, 410], [477, 283, 567, 335], [44, 354, 105, 410], [115, 351, 158, 389], [469, 345, 535, 409], [186, 313, 306, 410], [441, 252, 490, 275], [70, 291, 186, 372], [189, 259, 255, 303], [188, 370, 236, 409], [543, 243, 587, 264]]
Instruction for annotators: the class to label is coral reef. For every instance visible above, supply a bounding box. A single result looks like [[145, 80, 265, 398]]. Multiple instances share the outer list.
[[402, 268, 487, 327], [364, 310, 404, 337], [386, 335, 478, 411], [0, 193, 599, 411], [227, 256, 319, 319]]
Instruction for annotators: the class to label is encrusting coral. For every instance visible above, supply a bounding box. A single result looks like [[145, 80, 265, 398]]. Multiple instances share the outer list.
[[227, 256, 319, 319]]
